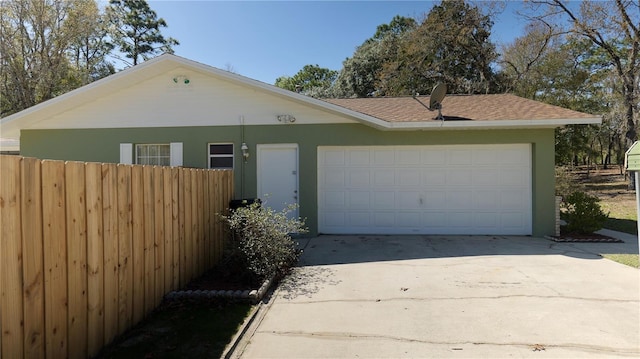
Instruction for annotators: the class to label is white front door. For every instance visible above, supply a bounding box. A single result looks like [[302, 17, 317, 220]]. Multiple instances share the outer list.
[[257, 144, 299, 217]]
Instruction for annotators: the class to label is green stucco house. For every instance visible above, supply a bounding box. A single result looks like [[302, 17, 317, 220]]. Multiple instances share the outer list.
[[0, 54, 600, 236]]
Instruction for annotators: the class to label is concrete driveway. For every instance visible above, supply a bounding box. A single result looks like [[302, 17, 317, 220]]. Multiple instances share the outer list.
[[233, 235, 640, 358]]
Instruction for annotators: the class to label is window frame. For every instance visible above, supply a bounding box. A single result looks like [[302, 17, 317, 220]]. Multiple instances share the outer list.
[[208, 143, 234, 169], [135, 143, 171, 166]]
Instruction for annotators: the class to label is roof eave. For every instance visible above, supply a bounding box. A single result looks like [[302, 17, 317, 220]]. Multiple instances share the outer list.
[[383, 117, 602, 130]]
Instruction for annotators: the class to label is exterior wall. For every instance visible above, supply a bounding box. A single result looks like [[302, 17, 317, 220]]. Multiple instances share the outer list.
[[21, 124, 556, 237]]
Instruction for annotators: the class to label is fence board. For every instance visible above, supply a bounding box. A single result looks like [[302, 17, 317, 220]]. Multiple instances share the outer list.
[[203, 171, 211, 269], [117, 165, 133, 333], [213, 171, 222, 261], [196, 170, 205, 275], [153, 166, 164, 307], [142, 166, 155, 316], [66, 161, 88, 359], [163, 168, 173, 294], [130, 165, 145, 324], [1, 156, 24, 359], [182, 170, 191, 283], [101, 163, 119, 344], [85, 162, 104, 357], [42, 160, 68, 359], [20, 157, 44, 359], [211, 171, 221, 262], [190, 170, 198, 281], [171, 168, 180, 290]]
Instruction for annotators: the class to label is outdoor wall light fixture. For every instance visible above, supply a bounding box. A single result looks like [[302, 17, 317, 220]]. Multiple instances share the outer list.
[[172, 75, 190, 84], [277, 114, 296, 123], [241, 142, 249, 161]]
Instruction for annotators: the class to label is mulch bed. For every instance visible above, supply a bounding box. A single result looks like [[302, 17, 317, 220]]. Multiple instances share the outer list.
[[546, 231, 623, 243]]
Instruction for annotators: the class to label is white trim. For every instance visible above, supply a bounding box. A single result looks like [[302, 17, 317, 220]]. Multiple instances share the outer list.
[[119, 143, 133, 164], [207, 142, 234, 169], [0, 138, 19, 152], [170, 142, 183, 167], [383, 117, 602, 130]]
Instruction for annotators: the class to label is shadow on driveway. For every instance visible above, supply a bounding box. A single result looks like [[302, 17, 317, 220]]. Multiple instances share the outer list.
[[297, 235, 605, 267]]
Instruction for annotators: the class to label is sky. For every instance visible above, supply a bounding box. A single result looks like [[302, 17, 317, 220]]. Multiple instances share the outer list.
[[146, 1, 529, 85]]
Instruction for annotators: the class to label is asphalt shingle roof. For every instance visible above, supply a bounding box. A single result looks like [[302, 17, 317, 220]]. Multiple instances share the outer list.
[[324, 94, 598, 123]]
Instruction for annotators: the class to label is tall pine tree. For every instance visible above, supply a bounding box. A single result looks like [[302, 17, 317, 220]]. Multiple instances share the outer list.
[[107, 0, 178, 66]]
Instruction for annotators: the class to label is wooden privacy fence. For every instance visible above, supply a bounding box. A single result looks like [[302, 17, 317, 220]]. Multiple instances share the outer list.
[[0, 155, 234, 359]]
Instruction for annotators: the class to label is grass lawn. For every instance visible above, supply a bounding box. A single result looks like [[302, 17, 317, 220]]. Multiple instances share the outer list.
[[566, 166, 639, 268], [601, 253, 640, 268], [95, 300, 253, 359]]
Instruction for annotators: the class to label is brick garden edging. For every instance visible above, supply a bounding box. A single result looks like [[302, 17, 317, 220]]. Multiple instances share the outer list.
[[164, 276, 274, 303]]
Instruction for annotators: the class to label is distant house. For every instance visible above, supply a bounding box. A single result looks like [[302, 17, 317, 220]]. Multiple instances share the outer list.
[[0, 54, 600, 236]]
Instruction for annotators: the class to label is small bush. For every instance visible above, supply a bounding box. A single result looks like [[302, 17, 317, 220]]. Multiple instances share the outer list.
[[222, 201, 307, 280], [562, 191, 609, 234]]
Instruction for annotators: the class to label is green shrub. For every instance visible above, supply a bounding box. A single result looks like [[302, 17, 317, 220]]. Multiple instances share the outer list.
[[222, 202, 307, 280], [555, 166, 583, 197], [562, 191, 609, 234]]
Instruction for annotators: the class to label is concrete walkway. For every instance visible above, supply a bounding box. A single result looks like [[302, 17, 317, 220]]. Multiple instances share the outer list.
[[233, 234, 640, 358]]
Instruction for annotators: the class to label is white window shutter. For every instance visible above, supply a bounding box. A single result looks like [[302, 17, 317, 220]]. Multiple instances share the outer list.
[[120, 143, 133, 164], [170, 142, 183, 167]]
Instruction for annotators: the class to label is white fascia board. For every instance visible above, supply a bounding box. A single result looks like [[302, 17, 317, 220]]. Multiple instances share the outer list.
[[383, 116, 602, 130]]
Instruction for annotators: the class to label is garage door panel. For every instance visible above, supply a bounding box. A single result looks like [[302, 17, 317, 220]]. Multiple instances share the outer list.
[[398, 192, 421, 209], [322, 149, 346, 166], [501, 190, 526, 209], [447, 191, 473, 209], [474, 168, 499, 186], [374, 150, 394, 165], [474, 150, 499, 164], [398, 149, 421, 165], [373, 170, 395, 186], [501, 149, 528, 164], [423, 212, 447, 227], [374, 191, 395, 208], [423, 170, 446, 185], [422, 149, 447, 165], [323, 191, 345, 208], [449, 149, 473, 165], [502, 212, 526, 229], [396, 212, 421, 228], [398, 169, 421, 186], [374, 212, 396, 227], [318, 145, 531, 235], [349, 149, 370, 166], [475, 212, 499, 228], [323, 168, 346, 187], [448, 212, 474, 228], [447, 169, 473, 186], [475, 191, 500, 209], [423, 191, 446, 209], [500, 169, 529, 186], [323, 211, 346, 227], [348, 212, 371, 227], [349, 169, 370, 187], [348, 191, 370, 209]]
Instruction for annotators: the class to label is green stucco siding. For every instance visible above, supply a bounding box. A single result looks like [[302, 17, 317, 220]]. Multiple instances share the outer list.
[[21, 124, 556, 236]]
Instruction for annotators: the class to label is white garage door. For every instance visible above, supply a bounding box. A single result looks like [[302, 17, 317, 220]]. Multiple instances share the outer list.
[[318, 144, 532, 235]]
